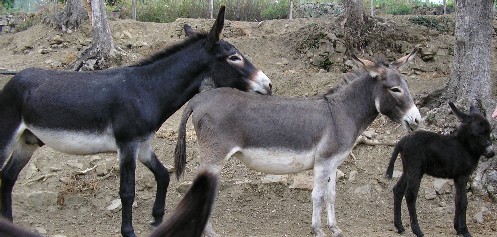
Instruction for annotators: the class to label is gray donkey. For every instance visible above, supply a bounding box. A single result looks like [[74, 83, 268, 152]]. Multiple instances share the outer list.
[[175, 49, 421, 237]]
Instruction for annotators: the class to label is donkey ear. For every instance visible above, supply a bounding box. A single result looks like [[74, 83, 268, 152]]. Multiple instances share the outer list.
[[351, 54, 383, 78], [184, 24, 200, 37], [449, 102, 470, 122], [206, 6, 226, 50], [390, 47, 418, 70], [469, 105, 481, 115]]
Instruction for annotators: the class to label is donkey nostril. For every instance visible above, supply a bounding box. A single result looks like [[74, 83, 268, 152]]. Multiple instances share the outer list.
[[415, 118, 420, 124], [269, 83, 273, 90]]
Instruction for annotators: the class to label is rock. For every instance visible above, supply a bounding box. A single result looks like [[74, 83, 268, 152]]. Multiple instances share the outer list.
[[473, 211, 484, 223], [67, 160, 84, 170], [107, 198, 121, 211], [96, 163, 109, 176], [433, 178, 450, 194], [90, 155, 102, 165], [177, 180, 193, 194], [425, 188, 437, 200], [348, 170, 357, 181], [59, 176, 72, 184], [336, 169, 345, 180], [392, 171, 402, 178], [353, 185, 371, 196], [34, 227, 47, 235], [289, 173, 313, 190], [363, 130, 376, 139], [51, 35, 64, 45], [261, 174, 288, 185]]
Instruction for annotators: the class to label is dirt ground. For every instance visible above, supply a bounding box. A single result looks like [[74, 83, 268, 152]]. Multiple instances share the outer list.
[[0, 14, 496, 237]]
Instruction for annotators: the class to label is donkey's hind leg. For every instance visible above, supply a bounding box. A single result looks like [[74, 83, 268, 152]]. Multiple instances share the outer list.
[[137, 140, 170, 227], [325, 167, 343, 237], [392, 173, 408, 233], [0, 130, 39, 220], [311, 164, 330, 237]]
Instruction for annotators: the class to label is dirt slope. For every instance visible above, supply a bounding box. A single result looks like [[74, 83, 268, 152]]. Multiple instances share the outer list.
[[0, 15, 496, 237]]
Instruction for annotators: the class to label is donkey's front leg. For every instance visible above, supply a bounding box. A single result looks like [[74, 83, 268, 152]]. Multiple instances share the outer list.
[[311, 164, 331, 237], [118, 142, 139, 237], [325, 167, 343, 237]]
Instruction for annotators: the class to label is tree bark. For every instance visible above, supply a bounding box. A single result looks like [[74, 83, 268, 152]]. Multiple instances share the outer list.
[[446, 0, 495, 199], [209, 0, 214, 19], [132, 0, 137, 20], [288, 0, 293, 20], [45, 0, 89, 32], [68, 0, 116, 71], [447, 0, 493, 110], [341, 0, 364, 53]]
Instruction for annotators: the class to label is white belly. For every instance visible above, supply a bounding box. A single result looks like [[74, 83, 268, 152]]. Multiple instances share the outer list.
[[28, 126, 117, 155], [231, 147, 315, 174]]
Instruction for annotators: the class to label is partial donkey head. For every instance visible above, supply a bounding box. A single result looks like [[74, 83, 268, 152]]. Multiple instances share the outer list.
[[450, 102, 495, 158], [352, 48, 421, 131]]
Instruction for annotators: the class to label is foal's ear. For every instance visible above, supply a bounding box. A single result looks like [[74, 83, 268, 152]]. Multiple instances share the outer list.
[[469, 105, 481, 115], [390, 47, 418, 70], [206, 5, 226, 50], [449, 102, 470, 122], [184, 24, 199, 37], [351, 54, 383, 78]]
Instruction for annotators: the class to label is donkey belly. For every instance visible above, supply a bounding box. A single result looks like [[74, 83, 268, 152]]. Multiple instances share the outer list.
[[233, 147, 315, 174], [27, 126, 117, 155]]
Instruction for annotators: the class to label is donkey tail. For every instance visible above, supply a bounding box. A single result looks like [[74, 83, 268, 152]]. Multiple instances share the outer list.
[[174, 102, 194, 179], [149, 170, 218, 237], [385, 142, 402, 179]]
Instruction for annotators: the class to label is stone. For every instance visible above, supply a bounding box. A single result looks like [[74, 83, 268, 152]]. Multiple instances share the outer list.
[[107, 198, 121, 211], [261, 174, 288, 185], [348, 170, 357, 181], [289, 173, 313, 190], [425, 188, 437, 200]]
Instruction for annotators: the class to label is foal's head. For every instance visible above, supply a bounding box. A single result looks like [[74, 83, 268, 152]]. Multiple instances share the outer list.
[[450, 102, 495, 158], [184, 6, 272, 95], [353, 48, 421, 131]]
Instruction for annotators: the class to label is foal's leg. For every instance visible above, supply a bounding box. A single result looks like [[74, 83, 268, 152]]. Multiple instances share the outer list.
[[392, 173, 408, 233], [0, 131, 38, 220], [453, 176, 471, 237], [118, 142, 140, 237], [137, 140, 169, 228], [405, 174, 424, 237]]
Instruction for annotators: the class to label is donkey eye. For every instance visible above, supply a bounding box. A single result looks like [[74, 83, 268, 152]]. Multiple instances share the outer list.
[[229, 55, 242, 61], [390, 87, 402, 93]]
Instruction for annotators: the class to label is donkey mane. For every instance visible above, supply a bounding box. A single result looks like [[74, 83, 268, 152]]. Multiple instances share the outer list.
[[130, 33, 208, 67], [325, 68, 368, 95]]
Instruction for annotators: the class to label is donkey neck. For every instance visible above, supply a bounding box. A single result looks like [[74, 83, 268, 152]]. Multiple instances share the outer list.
[[325, 76, 379, 141], [133, 42, 212, 125]]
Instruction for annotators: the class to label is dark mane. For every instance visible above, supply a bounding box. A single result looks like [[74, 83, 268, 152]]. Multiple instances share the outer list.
[[130, 33, 208, 67], [325, 68, 368, 95]]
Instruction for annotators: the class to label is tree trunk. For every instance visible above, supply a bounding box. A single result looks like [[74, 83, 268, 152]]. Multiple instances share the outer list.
[[209, 0, 214, 19], [45, 0, 88, 32], [446, 0, 495, 199], [288, 0, 293, 20], [447, 0, 493, 110], [341, 0, 364, 53], [68, 0, 116, 71], [370, 0, 374, 17], [132, 0, 137, 20], [443, 0, 447, 14]]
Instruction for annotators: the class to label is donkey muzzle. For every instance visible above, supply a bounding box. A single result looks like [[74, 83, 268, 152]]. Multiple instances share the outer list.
[[483, 145, 495, 158]]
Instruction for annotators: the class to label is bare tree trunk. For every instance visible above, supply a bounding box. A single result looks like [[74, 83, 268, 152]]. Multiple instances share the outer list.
[[288, 0, 293, 20], [45, 0, 88, 32], [370, 0, 374, 16], [341, 0, 364, 53], [209, 0, 214, 19], [443, 0, 447, 14], [68, 0, 116, 71], [446, 0, 495, 198], [132, 0, 136, 20]]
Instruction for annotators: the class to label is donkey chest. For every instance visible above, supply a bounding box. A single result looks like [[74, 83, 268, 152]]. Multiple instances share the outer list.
[[231, 147, 316, 174]]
